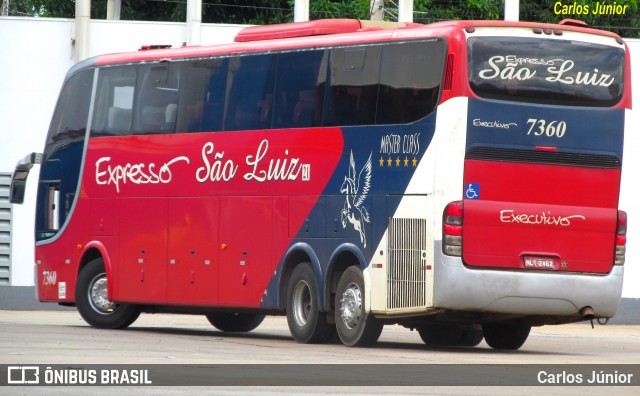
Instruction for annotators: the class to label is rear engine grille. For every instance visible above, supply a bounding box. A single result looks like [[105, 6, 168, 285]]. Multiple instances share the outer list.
[[387, 218, 428, 310]]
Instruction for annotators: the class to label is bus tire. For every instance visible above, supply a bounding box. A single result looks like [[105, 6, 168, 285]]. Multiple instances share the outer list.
[[418, 324, 463, 347], [75, 258, 140, 329], [458, 328, 484, 347], [206, 313, 265, 332], [482, 320, 531, 350], [335, 266, 383, 347], [286, 263, 335, 343]]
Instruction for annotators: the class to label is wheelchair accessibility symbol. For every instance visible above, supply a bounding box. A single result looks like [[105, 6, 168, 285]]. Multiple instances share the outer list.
[[465, 183, 480, 200]]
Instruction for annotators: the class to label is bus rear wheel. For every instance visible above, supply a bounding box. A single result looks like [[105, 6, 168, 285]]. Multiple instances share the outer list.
[[335, 266, 383, 347], [458, 328, 484, 347], [206, 313, 265, 332], [418, 324, 484, 347], [286, 263, 335, 343], [482, 320, 531, 350], [75, 258, 140, 329], [418, 324, 463, 347]]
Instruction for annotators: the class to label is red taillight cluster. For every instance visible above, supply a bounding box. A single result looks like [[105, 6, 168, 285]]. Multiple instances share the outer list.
[[615, 210, 627, 265], [443, 201, 463, 256]]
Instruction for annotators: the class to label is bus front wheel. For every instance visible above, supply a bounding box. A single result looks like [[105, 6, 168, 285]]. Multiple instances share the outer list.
[[206, 313, 265, 332], [286, 263, 335, 343], [335, 266, 383, 347], [482, 320, 531, 350], [75, 258, 140, 329]]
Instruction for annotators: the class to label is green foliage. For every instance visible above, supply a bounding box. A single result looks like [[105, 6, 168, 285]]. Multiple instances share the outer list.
[[411, 0, 504, 22], [306, 0, 370, 20], [412, 0, 640, 37], [8, 0, 74, 17], [201, 1, 290, 24], [519, 0, 639, 37], [5, 0, 640, 37]]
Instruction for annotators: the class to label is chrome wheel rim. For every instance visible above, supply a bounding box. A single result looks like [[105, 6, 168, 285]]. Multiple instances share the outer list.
[[88, 273, 115, 314], [292, 280, 311, 327], [339, 282, 362, 330]]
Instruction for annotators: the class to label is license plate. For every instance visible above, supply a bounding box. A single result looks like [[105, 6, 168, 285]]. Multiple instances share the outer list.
[[522, 256, 559, 270]]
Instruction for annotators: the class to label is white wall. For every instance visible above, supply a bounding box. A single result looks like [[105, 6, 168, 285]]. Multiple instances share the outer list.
[[1, 18, 75, 286], [1, 17, 639, 299], [0, 17, 245, 175]]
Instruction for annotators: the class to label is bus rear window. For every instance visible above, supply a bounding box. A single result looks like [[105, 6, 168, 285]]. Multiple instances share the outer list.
[[468, 37, 624, 107]]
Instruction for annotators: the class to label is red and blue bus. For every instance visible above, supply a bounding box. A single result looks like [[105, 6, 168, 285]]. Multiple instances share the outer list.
[[11, 18, 629, 350]]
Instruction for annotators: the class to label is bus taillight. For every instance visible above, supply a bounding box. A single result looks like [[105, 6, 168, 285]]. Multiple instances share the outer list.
[[615, 210, 627, 265], [443, 201, 463, 256]]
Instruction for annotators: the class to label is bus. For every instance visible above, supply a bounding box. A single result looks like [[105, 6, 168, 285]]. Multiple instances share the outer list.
[[11, 18, 629, 350]]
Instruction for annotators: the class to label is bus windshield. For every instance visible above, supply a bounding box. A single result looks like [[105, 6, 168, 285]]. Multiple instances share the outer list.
[[468, 37, 625, 107]]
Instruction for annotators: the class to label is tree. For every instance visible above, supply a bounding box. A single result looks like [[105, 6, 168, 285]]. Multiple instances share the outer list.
[[202, 1, 290, 24], [306, 0, 369, 20], [4, 0, 640, 37], [520, 0, 639, 38]]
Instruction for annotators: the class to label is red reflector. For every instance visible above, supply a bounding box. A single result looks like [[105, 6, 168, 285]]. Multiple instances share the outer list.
[[443, 224, 463, 236], [373, 263, 383, 269], [535, 146, 558, 152], [443, 53, 454, 91], [616, 235, 626, 246]]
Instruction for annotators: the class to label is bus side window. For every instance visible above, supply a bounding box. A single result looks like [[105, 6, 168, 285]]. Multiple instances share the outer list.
[[323, 46, 381, 126], [91, 66, 136, 136], [176, 58, 228, 133], [134, 63, 179, 134], [273, 50, 327, 129], [107, 106, 132, 131], [376, 40, 446, 124], [224, 54, 276, 131]]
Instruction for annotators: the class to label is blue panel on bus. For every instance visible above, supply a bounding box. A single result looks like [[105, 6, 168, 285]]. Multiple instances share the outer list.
[[260, 111, 439, 309], [466, 99, 624, 159]]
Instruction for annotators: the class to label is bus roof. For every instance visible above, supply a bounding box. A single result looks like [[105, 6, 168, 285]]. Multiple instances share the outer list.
[[94, 18, 624, 66], [233, 19, 421, 42]]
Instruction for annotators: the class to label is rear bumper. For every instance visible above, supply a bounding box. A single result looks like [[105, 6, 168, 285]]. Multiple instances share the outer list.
[[433, 242, 623, 318]]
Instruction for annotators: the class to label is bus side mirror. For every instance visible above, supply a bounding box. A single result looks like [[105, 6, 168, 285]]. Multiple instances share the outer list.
[[10, 152, 42, 204]]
